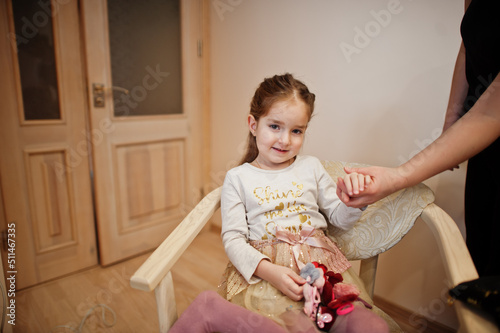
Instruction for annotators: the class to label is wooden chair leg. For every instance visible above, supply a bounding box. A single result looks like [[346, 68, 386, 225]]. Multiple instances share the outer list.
[[155, 271, 178, 333], [359, 255, 378, 300]]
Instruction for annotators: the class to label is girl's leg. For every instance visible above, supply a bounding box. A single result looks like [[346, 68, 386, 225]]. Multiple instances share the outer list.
[[169, 290, 288, 333], [329, 302, 389, 333]]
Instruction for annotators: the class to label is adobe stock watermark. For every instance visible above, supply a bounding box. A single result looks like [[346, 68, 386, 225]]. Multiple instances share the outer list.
[[177, 140, 246, 216], [408, 280, 453, 332], [53, 64, 170, 182], [54, 118, 115, 183], [7, 0, 71, 49], [397, 127, 442, 166], [339, 0, 410, 64], [212, 0, 244, 21], [463, 73, 500, 111], [397, 74, 500, 178], [396, 126, 444, 179], [113, 64, 170, 116], [50, 266, 130, 332]]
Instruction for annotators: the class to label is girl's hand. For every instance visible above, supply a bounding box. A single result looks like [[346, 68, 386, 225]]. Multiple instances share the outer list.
[[336, 166, 404, 208], [254, 260, 306, 301], [336, 171, 372, 204]]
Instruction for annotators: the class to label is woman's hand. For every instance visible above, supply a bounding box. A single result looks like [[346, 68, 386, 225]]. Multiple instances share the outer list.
[[254, 260, 306, 301]]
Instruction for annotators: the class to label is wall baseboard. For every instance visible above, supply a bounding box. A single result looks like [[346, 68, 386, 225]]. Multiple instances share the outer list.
[[374, 295, 455, 333]]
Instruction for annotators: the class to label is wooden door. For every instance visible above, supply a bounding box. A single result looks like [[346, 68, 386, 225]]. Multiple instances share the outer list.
[[81, 0, 205, 265], [0, 1, 98, 289]]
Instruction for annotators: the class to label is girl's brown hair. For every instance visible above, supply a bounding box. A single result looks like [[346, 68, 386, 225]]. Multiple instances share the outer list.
[[239, 73, 316, 165]]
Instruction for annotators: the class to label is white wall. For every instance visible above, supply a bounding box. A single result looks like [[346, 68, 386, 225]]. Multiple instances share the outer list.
[[209, 0, 465, 330]]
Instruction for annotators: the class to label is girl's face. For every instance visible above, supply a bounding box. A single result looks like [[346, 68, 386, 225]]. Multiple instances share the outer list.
[[248, 99, 309, 170]]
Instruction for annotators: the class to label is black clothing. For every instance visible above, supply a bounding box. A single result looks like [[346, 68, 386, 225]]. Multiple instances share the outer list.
[[460, 0, 500, 277]]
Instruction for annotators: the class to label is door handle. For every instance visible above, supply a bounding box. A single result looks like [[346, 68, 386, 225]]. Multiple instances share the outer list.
[[92, 83, 129, 108]]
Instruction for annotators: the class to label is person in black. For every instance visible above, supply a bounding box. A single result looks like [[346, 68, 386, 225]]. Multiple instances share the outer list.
[[337, 0, 500, 277], [457, 0, 500, 277]]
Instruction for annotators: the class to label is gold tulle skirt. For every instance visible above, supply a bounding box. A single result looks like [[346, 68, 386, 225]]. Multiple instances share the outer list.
[[218, 230, 401, 332], [218, 231, 351, 323]]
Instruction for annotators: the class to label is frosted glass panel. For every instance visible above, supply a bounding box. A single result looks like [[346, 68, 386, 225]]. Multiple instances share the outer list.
[[107, 0, 183, 117], [11, 0, 61, 121]]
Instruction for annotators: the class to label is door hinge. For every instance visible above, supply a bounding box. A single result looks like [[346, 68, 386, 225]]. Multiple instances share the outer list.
[[197, 39, 203, 57], [1, 230, 8, 252], [93, 83, 106, 108]]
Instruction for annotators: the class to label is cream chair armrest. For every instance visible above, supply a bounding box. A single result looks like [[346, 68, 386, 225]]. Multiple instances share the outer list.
[[420, 203, 500, 333], [130, 187, 222, 292], [420, 203, 477, 285]]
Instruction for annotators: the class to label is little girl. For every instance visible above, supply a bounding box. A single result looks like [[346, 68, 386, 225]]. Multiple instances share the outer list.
[[170, 73, 389, 333], [217, 73, 388, 332]]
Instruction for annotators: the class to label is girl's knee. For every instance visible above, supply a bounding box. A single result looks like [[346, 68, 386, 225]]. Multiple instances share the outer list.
[[194, 290, 220, 303], [191, 290, 222, 314]]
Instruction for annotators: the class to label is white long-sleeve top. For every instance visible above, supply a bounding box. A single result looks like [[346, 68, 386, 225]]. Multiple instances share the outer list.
[[221, 155, 362, 284]]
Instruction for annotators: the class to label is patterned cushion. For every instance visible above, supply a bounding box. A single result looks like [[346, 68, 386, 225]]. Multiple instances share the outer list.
[[322, 161, 435, 260]]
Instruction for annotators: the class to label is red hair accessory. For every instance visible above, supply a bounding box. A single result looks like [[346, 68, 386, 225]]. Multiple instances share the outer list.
[[312, 262, 327, 275]]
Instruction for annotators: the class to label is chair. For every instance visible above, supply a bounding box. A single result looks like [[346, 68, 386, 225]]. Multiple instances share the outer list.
[[130, 161, 499, 333]]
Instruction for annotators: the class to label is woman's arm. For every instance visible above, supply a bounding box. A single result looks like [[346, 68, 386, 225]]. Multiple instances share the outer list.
[[443, 0, 473, 132], [340, 72, 500, 208], [399, 71, 500, 186], [443, 42, 468, 132]]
